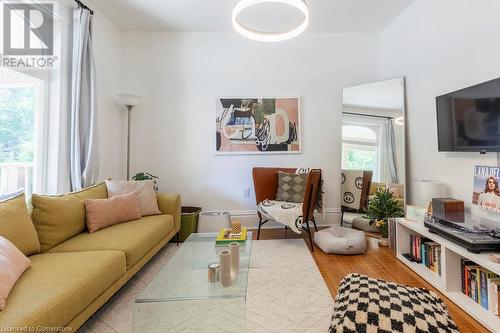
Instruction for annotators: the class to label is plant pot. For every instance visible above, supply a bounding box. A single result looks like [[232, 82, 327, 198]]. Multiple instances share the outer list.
[[378, 238, 389, 247]]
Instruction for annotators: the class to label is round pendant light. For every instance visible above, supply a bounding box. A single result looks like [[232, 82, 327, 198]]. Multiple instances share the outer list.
[[232, 0, 309, 42]]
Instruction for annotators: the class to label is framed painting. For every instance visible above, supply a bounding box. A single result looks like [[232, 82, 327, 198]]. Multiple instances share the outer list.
[[215, 97, 301, 154]]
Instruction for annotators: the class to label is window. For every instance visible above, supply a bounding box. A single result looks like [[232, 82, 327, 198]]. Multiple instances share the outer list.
[[0, 68, 45, 197], [342, 124, 380, 179]]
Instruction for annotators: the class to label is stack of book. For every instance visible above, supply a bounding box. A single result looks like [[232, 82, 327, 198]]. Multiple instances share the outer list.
[[461, 260, 500, 315], [215, 227, 247, 245], [409, 234, 442, 276]]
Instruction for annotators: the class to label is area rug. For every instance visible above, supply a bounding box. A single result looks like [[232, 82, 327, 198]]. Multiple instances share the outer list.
[[330, 273, 459, 333]]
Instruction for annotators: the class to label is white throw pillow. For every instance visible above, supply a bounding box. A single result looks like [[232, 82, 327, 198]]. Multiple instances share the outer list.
[[105, 180, 161, 216]]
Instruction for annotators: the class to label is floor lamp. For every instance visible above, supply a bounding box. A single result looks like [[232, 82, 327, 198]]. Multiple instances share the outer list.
[[116, 93, 141, 180]]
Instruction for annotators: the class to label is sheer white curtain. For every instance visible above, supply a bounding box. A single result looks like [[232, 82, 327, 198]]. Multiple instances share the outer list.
[[385, 119, 399, 184], [69, 7, 98, 191]]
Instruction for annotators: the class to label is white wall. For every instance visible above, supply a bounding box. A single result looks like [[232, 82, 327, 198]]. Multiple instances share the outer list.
[[89, 1, 127, 182], [380, 0, 500, 210], [121, 32, 380, 224]]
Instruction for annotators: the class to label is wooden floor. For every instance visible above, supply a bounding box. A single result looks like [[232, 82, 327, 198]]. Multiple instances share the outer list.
[[251, 228, 490, 333]]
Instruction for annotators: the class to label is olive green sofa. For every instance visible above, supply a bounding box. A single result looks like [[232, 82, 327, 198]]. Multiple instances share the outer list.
[[0, 183, 180, 332]]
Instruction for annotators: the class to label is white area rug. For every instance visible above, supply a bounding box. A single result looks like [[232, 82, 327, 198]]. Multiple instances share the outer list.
[[78, 244, 179, 333]]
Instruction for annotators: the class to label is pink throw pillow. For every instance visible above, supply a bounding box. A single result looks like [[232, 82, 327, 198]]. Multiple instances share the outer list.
[[0, 236, 31, 310], [85, 192, 141, 233]]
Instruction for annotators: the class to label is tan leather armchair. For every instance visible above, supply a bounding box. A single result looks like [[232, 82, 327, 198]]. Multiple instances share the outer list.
[[252, 167, 321, 251]]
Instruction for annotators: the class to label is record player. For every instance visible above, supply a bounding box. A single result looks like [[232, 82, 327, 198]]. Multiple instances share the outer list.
[[424, 212, 500, 253]]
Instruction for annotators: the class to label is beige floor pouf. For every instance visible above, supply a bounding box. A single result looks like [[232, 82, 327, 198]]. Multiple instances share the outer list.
[[314, 226, 366, 254]]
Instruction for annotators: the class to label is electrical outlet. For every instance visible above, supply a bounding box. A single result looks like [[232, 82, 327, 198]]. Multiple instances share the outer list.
[[243, 188, 251, 198]]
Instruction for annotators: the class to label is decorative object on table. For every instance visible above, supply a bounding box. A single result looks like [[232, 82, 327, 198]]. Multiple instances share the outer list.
[[472, 165, 500, 213], [229, 242, 240, 279], [340, 170, 373, 227], [197, 211, 231, 233], [115, 93, 142, 180], [330, 274, 459, 333], [252, 167, 322, 251], [171, 206, 202, 243], [216, 98, 300, 154], [208, 262, 220, 283], [230, 220, 242, 234], [432, 198, 464, 222], [132, 172, 159, 191], [215, 228, 247, 245], [219, 249, 232, 287], [490, 255, 500, 264], [313, 226, 366, 255], [364, 188, 404, 246], [418, 179, 446, 211]]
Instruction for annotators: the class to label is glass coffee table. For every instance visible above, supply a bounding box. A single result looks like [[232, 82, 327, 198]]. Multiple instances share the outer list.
[[134, 232, 253, 332]]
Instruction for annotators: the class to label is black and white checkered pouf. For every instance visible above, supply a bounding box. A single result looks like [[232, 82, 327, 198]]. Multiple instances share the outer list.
[[330, 274, 459, 333]]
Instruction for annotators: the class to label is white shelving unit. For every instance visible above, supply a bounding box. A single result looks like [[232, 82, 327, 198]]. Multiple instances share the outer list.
[[396, 218, 500, 333]]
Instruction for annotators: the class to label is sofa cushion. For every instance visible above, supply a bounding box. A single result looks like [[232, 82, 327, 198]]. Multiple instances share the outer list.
[[0, 193, 40, 256], [85, 192, 141, 233], [276, 171, 306, 203], [0, 250, 125, 329], [106, 180, 161, 216], [49, 215, 173, 269], [0, 236, 32, 311], [31, 182, 108, 252]]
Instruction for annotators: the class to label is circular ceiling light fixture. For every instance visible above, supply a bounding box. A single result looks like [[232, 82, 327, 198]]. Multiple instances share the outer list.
[[232, 0, 309, 42]]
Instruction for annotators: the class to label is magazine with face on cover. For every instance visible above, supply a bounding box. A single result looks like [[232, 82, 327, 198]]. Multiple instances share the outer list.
[[473, 166, 500, 213]]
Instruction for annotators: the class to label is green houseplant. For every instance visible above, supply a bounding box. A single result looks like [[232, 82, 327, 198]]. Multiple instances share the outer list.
[[364, 188, 404, 241], [132, 172, 159, 191]]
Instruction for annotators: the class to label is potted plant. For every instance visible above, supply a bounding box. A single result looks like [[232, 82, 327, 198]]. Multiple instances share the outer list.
[[132, 172, 159, 191], [364, 188, 404, 246]]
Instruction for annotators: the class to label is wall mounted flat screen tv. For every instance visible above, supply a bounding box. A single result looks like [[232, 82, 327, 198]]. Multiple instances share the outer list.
[[436, 77, 500, 152]]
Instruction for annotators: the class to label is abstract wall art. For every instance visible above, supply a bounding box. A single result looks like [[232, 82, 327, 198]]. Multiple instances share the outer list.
[[215, 97, 301, 154]]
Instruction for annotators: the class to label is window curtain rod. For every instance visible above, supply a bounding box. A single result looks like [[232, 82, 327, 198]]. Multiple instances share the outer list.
[[74, 0, 94, 15], [343, 112, 394, 120]]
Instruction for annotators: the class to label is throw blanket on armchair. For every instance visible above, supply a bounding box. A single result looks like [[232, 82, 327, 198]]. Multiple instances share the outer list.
[[256, 168, 325, 234], [257, 200, 303, 234]]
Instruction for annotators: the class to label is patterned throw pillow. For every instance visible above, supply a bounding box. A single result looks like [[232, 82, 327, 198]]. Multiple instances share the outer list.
[[276, 171, 307, 203]]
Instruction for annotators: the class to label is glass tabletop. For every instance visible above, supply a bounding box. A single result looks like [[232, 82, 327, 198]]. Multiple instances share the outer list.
[[136, 232, 253, 303]]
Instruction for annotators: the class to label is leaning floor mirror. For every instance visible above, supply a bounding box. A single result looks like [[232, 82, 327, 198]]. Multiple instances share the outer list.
[[340, 77, 406, 232]]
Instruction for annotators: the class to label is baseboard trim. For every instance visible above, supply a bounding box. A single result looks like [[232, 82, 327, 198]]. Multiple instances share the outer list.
[[202, 208, 342, 230]]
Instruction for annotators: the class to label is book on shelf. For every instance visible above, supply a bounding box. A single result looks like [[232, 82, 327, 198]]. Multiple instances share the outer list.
[[408, 234, 441, 275], [461, 260, 500, 315]]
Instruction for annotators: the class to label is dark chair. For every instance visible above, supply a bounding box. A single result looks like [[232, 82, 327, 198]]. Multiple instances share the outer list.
[[252, 167, 322, 251]]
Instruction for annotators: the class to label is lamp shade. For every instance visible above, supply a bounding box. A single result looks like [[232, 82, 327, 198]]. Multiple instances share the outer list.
[[116, 93, 141, 108], [418, 180, 446, 207]]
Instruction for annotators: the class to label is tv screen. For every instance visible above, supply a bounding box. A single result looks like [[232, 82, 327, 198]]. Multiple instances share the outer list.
[[436, 78, 500, 152]]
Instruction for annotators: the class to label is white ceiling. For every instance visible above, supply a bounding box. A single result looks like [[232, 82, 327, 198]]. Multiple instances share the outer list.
[[93, 0, 414, 33], [343, 78, 405, 110]]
